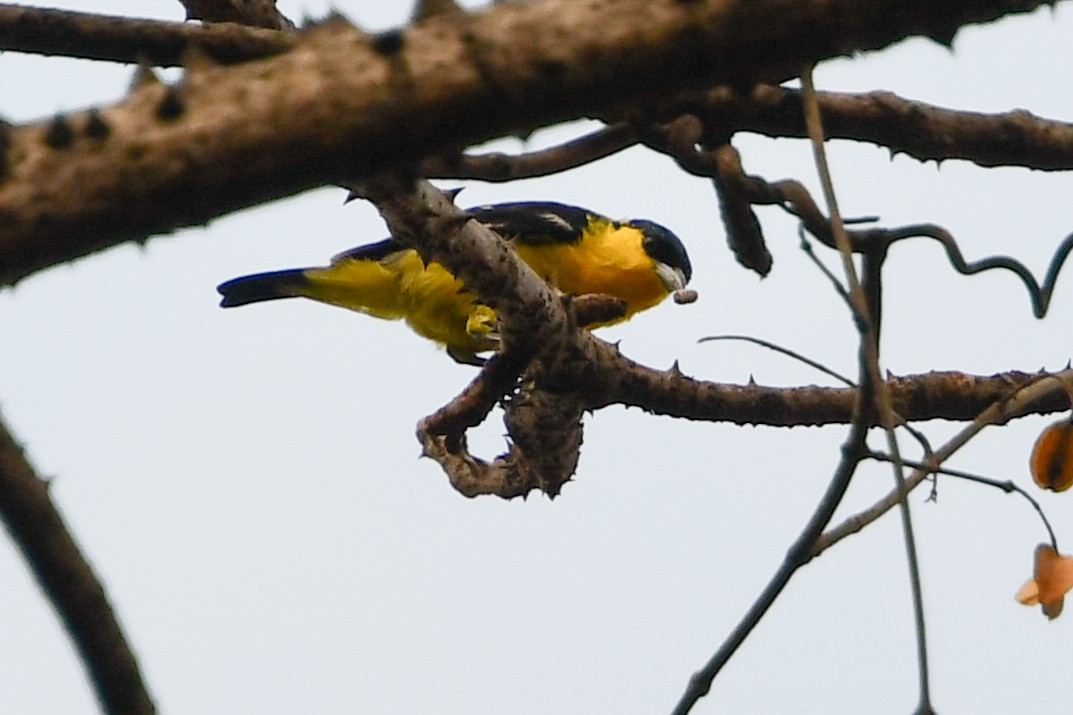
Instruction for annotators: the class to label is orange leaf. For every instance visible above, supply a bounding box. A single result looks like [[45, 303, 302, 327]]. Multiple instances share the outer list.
[[1017, 544, 1073, 620], [1030, 419, 1073, 492]]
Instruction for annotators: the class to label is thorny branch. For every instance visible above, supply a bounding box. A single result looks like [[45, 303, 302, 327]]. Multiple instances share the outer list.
[[0, 0, 1068, 287], [353, 178, 592, 497], [0, 4, 293, 65], [674, 84, 1073, 172]]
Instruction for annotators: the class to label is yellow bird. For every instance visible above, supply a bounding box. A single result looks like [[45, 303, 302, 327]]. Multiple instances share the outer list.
[[217, 202, 692, 364]]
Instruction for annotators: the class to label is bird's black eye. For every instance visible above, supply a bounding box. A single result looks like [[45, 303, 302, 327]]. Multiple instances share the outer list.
[[631, 220, 693, 284]]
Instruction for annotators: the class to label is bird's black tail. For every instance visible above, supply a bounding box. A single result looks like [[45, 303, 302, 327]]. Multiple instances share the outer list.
[[217, 269, 311, 307]]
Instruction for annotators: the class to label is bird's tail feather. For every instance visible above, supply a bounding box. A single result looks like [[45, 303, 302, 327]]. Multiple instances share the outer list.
[[217, 269, 311, 307]]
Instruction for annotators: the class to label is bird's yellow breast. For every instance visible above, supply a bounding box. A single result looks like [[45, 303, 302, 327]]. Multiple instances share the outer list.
[[513, 221, 668, 320]]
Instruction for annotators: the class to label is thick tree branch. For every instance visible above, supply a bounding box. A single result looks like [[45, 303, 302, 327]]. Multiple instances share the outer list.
[[426, 85, 1073, 186], [0, 4, 292, 65], [681, 84, 1073, 172], [0, 0, 1063, 287], [0, 414, 155, 714], [585, 357, 1063, 426]]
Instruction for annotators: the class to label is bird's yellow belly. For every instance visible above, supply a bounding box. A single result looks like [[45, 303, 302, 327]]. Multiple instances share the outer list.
[[303, 251, 495, 358]]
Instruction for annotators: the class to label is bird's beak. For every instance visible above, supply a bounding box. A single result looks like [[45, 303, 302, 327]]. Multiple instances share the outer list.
[[655, 262, 688, 293]]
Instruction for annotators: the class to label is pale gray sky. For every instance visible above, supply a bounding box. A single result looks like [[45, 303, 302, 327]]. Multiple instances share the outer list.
[[3, 2, 1073, 713]]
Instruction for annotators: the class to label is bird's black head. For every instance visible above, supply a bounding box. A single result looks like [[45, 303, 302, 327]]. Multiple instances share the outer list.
[[630, 219, 693, 284]]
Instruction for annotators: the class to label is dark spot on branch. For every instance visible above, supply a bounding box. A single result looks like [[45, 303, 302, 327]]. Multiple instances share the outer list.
[[0, 119, 10, 180], [538, 59, 566, 81], [84, 110, 111, 140], [372, 29, 405, 56], [45, 114, 74, 149], [156, 87, 185, 121]]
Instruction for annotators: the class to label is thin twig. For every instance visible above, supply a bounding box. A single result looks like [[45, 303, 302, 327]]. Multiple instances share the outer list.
[[672, 364, 873, 714], [422, 123, 637, 182], [802, 67, 933, 714], [798, 228, 852, 309], [865, 451, 1059, 551], [698, 334, 855, 387], [815, 371, 1072, 556]]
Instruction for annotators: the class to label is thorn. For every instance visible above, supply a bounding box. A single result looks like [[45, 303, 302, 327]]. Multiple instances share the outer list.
[[887, 147, 897, 162], [747, 373, 756, 385], [44, 114, 74, 149], [129, 63, 161, 92], [412, 0, 464, 22], [181, 42, 217, 72], [928, 27, 957, 51], [84, 109, 111, 139], [156, 85, 185, 121], [669, 359, 683, 377], [445, 186, 464, 203], [322, 7, 353, 25]]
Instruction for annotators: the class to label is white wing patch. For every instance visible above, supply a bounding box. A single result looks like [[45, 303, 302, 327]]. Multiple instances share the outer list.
[[539, 210, 576, 233]]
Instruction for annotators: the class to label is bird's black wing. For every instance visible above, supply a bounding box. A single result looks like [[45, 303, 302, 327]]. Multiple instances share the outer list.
[[468, 202, 594, 246], [329, 203, 597, 262], [330, 237, 408, 264]]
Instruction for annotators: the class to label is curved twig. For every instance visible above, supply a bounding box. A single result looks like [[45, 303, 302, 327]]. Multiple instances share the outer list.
[[865, 451, 1059, 551], [422, 123, 637, 182], [698, 334, 855, 387], [883, 224, 1073, 319]]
